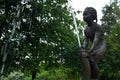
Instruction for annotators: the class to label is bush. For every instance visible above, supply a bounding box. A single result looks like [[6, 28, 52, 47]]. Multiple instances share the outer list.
[[0, 71, 24, 80], [35, 68, 80, 80]]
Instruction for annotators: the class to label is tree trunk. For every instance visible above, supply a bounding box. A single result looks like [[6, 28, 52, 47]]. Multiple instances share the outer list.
[[32, 70, 37, 80]]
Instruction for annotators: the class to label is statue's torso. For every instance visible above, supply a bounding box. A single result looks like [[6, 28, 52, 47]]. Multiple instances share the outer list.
[[84, 23, 104, 43]]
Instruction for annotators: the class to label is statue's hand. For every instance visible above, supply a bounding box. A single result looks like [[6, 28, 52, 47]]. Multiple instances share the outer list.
[[88, 49, 93, 55], [78, 46, 84, 55], [79, 46, 85, 52], [78, 46, 89, 57]]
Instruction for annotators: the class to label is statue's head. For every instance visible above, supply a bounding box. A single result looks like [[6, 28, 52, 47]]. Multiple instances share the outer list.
[[83, 7, 97, 22]]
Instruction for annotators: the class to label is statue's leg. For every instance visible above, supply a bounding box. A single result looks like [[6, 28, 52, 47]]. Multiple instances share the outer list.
[[90, 42, 106, 80], [90, 56, 99, 80], [80, 51, 91, 80]]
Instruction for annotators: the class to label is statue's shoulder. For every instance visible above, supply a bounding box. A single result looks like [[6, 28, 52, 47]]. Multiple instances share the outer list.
[[94, 23, 102, 31]]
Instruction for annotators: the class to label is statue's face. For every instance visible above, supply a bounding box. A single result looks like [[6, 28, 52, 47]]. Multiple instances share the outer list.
[[83, 11, 93, 22]]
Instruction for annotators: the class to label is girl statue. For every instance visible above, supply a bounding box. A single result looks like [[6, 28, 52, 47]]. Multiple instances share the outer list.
[[79, 7, 106, 80]]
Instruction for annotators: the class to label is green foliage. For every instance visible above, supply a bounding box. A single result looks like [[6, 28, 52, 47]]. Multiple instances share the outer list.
[[23, 67, 80, 80], [62, 43, 81, 71], [100, 0, 120, 79], [101, 0, 120, 34], [0, 71, 24, 80], [0, 0, 80, 79], [37, 69, 68, 80]]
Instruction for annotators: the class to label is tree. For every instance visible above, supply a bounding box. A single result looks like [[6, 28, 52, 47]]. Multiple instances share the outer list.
[[0, 0, 79, 80], [0, 0, 21, 74], [100, 0, 120, 79], [101, 0, 120, 34]]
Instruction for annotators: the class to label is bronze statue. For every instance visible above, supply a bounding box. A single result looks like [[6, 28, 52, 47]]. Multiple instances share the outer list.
[[79, 7, 106, 80]]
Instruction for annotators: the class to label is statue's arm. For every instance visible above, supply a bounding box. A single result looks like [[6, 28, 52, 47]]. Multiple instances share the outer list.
[[82, 35, 89, 49], [89, 31, 100, 53]]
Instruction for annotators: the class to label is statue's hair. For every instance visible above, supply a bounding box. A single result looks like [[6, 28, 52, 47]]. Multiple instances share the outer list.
[[83, 7, 97, 22]]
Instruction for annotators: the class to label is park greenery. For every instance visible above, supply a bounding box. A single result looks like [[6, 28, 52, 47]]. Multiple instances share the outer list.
[[0, 0, 120, 80]]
